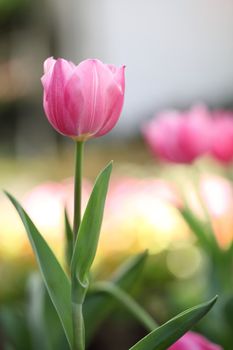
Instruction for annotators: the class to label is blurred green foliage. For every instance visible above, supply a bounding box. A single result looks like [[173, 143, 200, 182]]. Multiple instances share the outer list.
[[0, 0, 29, 17]]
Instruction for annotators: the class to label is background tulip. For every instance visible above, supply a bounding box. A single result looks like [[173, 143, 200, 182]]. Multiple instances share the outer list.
[[41, 57, 125, 140], [169, 331, 222, 350], [142, 106, 211, 164], [210, 111, 233, 163]]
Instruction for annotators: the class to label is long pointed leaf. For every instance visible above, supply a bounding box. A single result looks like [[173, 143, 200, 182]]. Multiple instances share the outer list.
[[111, 250, 148, 288], [129, 296, 217, 350], [71, 162, 112, 287], [64, 209, 73, 267], [5, 191, 73, 348], [181, 207, 212, 249]]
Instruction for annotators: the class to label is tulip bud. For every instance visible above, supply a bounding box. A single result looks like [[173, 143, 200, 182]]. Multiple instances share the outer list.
[[41, 57, 125, 141]]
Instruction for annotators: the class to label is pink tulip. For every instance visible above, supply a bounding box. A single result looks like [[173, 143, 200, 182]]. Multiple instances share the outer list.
[[210, 111, 233, 163], [41, 57, 125, 140], [169, 331, 222, 350], [142, 106, 212, 163]]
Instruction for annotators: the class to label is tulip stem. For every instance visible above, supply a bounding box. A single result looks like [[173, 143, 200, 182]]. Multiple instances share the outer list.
[[72, 301, 85, 350], [72, 140, 85, 350], [73, 141, 84, 243]]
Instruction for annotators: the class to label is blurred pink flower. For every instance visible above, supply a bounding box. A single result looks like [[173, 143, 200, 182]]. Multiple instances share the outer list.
[[169, 331, 222, 350], [23, 179, 91, 235], [143, 105, 212, 163], [143, 105, 233, 165], [210, 111, 233, 163], [41, 57, 125, 140]]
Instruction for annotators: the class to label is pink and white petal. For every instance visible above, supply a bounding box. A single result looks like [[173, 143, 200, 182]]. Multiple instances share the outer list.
[[95, 83, 124, 137], [108, 65, 126, 93], [64, 73, 85, 136], [43, 57, 56, 74], [45, 59, 75, 135], [73, 59, 113, 134], [107, 64, 118, 74]]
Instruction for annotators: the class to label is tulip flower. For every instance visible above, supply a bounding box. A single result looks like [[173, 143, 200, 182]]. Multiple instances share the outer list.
[[169, 331, 222, 350], [210, 111, 233, 163], [142, 105, 211, 163], [41, 56, 126, 350], [41, 57, 125, 140]]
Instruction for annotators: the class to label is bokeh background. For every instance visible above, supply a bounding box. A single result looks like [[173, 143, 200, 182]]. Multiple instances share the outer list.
[[1, 1, 233, 349]]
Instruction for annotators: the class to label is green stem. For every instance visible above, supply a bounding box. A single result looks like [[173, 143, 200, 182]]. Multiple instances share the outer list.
[[73, 141, 84, 243], [72, 140, 85, 350], [91, 281, 158, 332], [72, 301, 85, 350]]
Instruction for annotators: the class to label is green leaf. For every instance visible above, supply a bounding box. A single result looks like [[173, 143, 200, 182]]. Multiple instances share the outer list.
[[180, 207, 218, 252], [71, 162, 112, 295], [129, 296, 218, 350], [84, 251, 148, 343], [5, 191, 73, 349], [27, 273, 51, 350], [64, 209, 73, 267], [111, 250, 148, 288]]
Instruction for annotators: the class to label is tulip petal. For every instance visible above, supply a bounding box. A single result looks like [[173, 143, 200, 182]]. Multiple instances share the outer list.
[[71, 59, 116, 135], [41, 58, 56, 93], [95, 65, 125, 136], [107, 64, 126, 93], [169, 331, 222, 350], [95, 84, 125, 137], [64, 73, 85, 136], [43, 57, 56, 74], [45, 59, 75, 136]]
